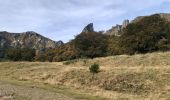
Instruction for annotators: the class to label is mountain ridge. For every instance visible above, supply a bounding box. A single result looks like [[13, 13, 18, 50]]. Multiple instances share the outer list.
[[0, 31, 63, 50], [104, 13, 170, 36], [0, 13, 170, 50]]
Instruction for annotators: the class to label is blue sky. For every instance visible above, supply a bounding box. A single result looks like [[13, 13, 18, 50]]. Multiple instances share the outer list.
[[0, 0, 170, 42]]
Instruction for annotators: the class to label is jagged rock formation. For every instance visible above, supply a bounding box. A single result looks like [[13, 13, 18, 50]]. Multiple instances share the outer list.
[[105, 19, 129, 36], [122, 20, 130, 28], [0, 31, 63, 50], [82, 23, 94, 33], [105, 25, 121, 36]]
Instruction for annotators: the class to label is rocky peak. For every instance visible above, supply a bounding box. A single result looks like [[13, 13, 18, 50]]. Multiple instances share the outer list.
[[82, 23, 94, 33], [122, 19, 129, 28], [56, 40, 64, 46], [0, 31, 63, 50]]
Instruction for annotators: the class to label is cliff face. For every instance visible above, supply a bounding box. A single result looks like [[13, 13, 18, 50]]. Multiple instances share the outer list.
[[0, 31, 63, 50]]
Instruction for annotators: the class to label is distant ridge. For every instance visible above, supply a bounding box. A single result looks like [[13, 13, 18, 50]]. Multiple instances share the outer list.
[[0, 31, 63, 50]]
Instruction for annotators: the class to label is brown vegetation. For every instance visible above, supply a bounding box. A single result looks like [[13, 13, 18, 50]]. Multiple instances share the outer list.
[[0, 51, 170, 99]]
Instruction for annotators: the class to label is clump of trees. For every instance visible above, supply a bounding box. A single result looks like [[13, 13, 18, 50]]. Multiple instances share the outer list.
[[106, 36, 121, 55], [73, 32, 108, 58], [119, 14, 170, 54], [0, 48, 6, 58], [53, 42, 79, 62], [5, 48, 36, 61], [52, 32, 108, 62]]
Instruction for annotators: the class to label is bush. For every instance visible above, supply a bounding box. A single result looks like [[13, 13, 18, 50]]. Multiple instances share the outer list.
[[89, 63, 100, 74]]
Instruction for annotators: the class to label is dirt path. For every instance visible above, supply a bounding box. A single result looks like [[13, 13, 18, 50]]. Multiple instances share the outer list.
[[0, 81, 75, 100]]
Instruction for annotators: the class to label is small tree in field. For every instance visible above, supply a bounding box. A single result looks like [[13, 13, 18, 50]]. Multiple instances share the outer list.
[[89, 63, 100, 79]]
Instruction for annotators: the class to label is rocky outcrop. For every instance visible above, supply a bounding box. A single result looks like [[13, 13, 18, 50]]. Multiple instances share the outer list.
[[105, 20, 129, 36], [82, 23, 94, 33], [122, 20, 130, 28], [105, 25, 121, 36], [0, 31, 63, 50]]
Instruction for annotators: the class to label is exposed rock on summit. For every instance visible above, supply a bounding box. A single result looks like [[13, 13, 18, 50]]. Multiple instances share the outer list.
[[122, 20, 130, 28], [105, 19, 130, 36], [0, 31, 63, 50], [82, 23, 94, 33]]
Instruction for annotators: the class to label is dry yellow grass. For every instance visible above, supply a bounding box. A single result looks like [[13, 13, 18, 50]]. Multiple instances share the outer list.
[[0, 51, 170, 99]]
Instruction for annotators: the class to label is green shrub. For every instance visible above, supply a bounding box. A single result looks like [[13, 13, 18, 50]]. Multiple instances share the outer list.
[[89, 63, 100, 73]]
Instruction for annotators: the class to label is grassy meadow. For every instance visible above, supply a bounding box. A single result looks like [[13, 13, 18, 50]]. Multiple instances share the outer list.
[[0, 51, 170, 100]]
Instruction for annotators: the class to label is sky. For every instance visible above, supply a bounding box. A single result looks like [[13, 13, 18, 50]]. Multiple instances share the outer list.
[[0, 0, 170, 42]]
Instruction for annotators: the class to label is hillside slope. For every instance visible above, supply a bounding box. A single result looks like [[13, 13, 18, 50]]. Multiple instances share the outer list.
[[0, 31, 63, 50], [105, 13, 170, 36], [132, 13, 170, 23], [0, 51, 170, 99]]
